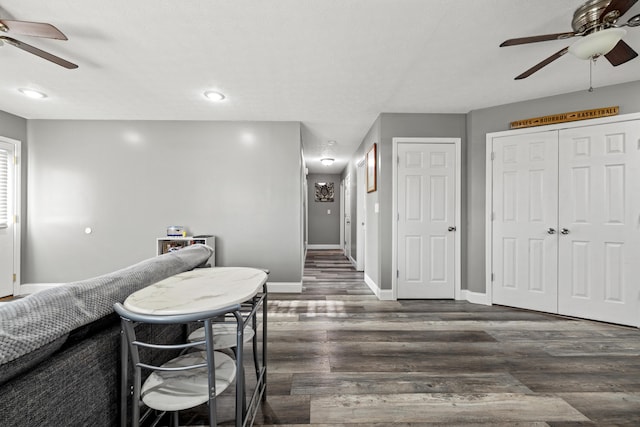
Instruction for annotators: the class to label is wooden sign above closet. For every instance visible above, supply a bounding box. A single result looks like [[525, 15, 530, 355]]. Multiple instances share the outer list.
[[510, 106, 619, 129]]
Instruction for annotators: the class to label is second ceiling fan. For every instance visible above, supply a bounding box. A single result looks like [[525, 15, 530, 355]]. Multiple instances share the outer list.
[[501, 0, 639, 79]]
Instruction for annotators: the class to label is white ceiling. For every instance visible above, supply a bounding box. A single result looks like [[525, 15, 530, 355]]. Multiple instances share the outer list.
[[1, 0, 639, 173]]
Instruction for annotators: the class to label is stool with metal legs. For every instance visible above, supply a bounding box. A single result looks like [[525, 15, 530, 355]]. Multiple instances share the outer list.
[[186, 268, 268, 425], [115, 302, 244, 427]]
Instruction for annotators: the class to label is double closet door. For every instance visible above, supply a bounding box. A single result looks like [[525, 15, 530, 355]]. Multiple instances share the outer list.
[[490, 118, 640, 327]]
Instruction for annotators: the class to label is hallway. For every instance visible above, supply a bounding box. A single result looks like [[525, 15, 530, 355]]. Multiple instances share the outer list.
[[255, 249, 640, 425]]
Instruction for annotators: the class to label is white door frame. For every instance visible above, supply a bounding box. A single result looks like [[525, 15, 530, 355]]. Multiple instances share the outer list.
[[339, 179, 344, 252], [485, 112, 640, 307], [0, 136, 21, 295], [392, 137, 462, 300]]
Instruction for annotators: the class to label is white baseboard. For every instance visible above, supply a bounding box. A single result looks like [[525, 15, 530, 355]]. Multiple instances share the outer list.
[[348, 255, 357, 268], [267, 282, 302, 293], [307, 244, 341, 250], [378, 289, 394, 300], [363, 273, 395, 300], [461, 289, 491, 305], [18, 283, 64, 295]]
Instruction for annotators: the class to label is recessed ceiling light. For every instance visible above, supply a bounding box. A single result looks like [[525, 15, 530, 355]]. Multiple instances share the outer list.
[[18, 88, 47, 99], [204, 91, 226, 102]]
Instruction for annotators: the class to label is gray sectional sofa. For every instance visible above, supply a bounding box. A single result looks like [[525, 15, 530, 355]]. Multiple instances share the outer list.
[[0, 244, 214, 426]]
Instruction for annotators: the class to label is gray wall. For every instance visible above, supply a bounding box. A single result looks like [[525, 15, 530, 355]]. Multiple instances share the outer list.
[[379, 113, 467, 290], [24, 120, 303, 284], [344, 117, 381, 285], [346, 113, 467, 291], [0, 110, 27, 142], [465, 79, 640, 293], [307, 173, 341, 245]]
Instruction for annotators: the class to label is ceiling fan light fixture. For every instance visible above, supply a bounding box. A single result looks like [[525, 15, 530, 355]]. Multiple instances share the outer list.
[[18, 88, 47, 99], [204, 90, 226, 102], [568, 28, 627, 59], [320, 158, 334, 166]]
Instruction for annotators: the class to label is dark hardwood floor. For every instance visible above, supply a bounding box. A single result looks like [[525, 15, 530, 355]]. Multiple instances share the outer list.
[[192, 249, 640, 426]]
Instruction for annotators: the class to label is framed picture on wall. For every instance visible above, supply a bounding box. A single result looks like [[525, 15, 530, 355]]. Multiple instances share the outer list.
[[367, 143, 377, 193]]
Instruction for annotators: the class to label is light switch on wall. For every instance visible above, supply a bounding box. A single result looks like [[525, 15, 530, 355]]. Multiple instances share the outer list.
[[327, 209, 331, 214]]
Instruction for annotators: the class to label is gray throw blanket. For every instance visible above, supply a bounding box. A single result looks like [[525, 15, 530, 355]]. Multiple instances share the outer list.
[[0, 244, 213, 366]]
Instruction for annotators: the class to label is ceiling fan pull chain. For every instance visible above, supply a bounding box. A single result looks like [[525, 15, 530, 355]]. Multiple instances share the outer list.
[[588, 57, 595, 92]]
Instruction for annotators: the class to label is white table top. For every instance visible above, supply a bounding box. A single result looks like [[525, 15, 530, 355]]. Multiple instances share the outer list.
[[123, 267, 268, 315]]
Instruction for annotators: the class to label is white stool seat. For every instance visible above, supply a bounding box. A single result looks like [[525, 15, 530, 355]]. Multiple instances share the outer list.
[[188, 323, 255, 350], [141, 350, 236, 412]]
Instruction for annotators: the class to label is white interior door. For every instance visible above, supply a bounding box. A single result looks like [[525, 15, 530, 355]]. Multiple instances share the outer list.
[[397, 143, 455, 298], [491, 131, 559, 313], [0, 140, 16, 297], [344, 174, 352, 259], [356, 161, 365, 271], [558, 121, 640, 326]]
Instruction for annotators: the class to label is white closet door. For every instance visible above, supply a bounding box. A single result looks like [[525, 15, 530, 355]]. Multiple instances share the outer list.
[[491, 131, 559, 313], [558, 121, 640, 326]]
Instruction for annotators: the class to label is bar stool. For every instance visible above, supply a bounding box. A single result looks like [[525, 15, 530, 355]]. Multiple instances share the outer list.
[[114, 303, 243, 427], [188, 320, 255, 352]]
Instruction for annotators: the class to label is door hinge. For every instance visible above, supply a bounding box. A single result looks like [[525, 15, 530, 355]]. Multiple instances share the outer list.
[[491, 212, 495, 221], [397, 155, 400, 164], [491, 273, 495, 281], [397, 270, 399, 278], [13, 214, 18, 224], [12, 273, 16, 282], [491, 151, 495, 161], [14, 155, 18, 165], [397, 212, 400, 221]]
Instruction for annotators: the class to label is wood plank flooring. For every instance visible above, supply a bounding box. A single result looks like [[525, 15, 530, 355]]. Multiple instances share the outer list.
[[190, 249, 640, 426]]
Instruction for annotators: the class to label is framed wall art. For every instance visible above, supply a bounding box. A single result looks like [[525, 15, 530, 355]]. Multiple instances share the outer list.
[[314, 182, 334, 202], [366, 143, 377, 193]]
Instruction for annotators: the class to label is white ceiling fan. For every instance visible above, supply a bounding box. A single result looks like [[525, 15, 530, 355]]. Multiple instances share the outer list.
[[501, 0, 639, 79]]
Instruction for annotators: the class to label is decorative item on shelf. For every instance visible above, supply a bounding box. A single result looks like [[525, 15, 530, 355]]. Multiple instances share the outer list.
[[367, 143, 377, 193], [314, 182, 334, 202], [166, 226, 185, 237]]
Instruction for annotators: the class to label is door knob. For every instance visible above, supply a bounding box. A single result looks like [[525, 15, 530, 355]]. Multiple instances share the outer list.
[[448, 226, 456, 232], [561, 228, 570, 235], [547, 228, 556, 234]]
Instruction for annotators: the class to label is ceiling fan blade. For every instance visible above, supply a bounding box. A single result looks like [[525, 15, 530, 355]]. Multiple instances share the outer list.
[[500, 32, 576, 47], [0, 36, 77, 69], [0, 20, 67, 40], [605, 39, 638, 65], [600, 0, 638, 21], [515, 47, 569, 79]]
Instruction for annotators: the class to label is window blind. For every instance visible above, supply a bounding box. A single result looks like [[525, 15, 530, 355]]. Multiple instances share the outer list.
[[0, 148, 8, 229]]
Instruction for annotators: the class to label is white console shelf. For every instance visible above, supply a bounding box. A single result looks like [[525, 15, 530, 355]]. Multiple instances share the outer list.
[[156, 236, 215, 266]]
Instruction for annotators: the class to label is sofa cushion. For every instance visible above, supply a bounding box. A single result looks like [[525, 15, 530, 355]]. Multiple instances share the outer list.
[[0, 244, 213, 379]]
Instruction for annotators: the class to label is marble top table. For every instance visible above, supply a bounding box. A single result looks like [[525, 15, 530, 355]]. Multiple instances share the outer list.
[[124, 267, 268, 315]]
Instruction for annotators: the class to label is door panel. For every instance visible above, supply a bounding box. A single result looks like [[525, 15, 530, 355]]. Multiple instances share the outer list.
[[558, 121, 640, 326], [397, 143, 455, 298], [491, 131, 558, 313]]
